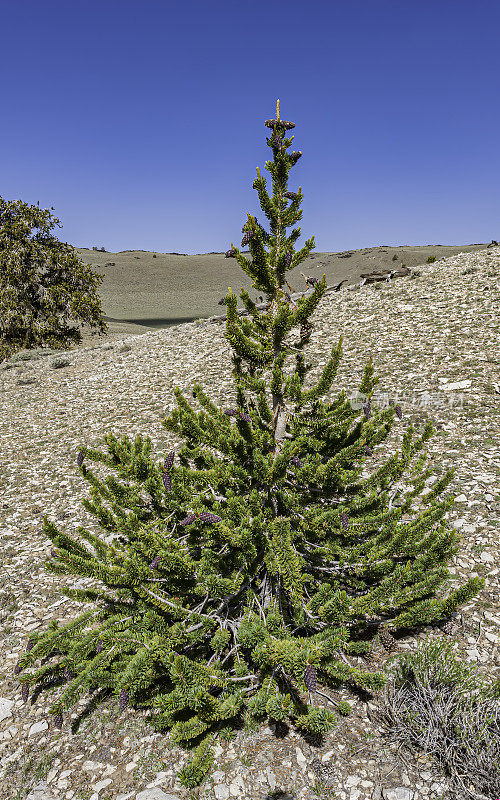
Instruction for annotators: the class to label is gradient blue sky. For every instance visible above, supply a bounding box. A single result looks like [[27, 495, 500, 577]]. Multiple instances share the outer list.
[[2, 0, 499, 255]]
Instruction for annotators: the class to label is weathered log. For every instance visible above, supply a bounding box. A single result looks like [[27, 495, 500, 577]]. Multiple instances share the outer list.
[[359, 266, 411, 284], [202, 266, 412, 325]]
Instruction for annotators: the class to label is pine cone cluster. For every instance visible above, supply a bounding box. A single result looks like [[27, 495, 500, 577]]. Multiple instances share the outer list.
[[223, 408, 252, 423], [304, 663, 317, 692], [241, 230, 254, 247], [162, 450, 175, 493], [264, 118, 295, 130], [300, 321, 313, 342], [441, 621, 457, 635], [119, 689, 129, 712], [440, 618, 459, 636], [389, 400, 403, 419], [180, 511, 222, 526], [379, 627, 398, 652]]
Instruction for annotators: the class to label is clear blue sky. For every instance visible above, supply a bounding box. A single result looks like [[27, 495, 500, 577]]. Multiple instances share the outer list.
[[2, 0, 499, 255]]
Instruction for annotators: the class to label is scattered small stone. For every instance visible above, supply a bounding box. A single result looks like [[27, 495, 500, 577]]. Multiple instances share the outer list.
[[28, 720, 49, 736], [383, 789, 414, 800], [24, 784, 58, 800], [213, 785, 230, 799], [0, 698, 14, 722], [440, 379, 472, 390]]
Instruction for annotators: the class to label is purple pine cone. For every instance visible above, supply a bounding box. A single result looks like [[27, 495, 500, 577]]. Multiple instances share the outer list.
[[291, 455, 303, 468], [162, 472, 172, 493], [149, 555, 161, 570], [76, 451, 84, 467], [223, 408, 238, 416], [395, 405, 403, 419], [180, 513, 197, 526], [341, 512, 349, 530], [364, 445, 373, 456], [164, 451, 175, 472], [50, 548, 57, 558], [14, 661, 21, 676], [26, 638, 35, 652], [119, 689, 129, 712], [198, 512, 222, 524], [225, 248, 236, 258], [290, 151, 302, 163], [304, 663, 317, 692], [363, 402, 371, 420], [284, 191, 298, 200], [96, 640, 103, 653], [284, 251, 292, 270], [264, 118, 295, 131], [53, 712, 63, 729], [238, 412, 251, 423], [21, 683, 29, 704], [241, 231, 254, 247]]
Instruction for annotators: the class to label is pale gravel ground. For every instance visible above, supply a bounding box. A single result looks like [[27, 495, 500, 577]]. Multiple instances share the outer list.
[[0, 247, 498, 800]]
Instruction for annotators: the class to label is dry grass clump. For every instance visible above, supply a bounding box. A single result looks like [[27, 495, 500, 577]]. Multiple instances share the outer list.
[[376, 637, 500, 800]]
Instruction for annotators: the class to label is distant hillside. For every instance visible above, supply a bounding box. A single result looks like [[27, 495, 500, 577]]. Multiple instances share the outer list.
[[69, 242, 492, 348]]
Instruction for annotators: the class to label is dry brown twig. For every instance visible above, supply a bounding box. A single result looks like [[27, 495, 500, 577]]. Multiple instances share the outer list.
[[376, 638, 500, 800]]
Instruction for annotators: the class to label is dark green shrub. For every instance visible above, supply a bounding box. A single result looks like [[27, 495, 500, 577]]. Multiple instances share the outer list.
[[0, 199, 108, 362]]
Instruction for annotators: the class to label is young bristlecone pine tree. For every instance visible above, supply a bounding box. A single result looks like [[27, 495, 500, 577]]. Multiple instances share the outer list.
[[15, 100, 483, 789]]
